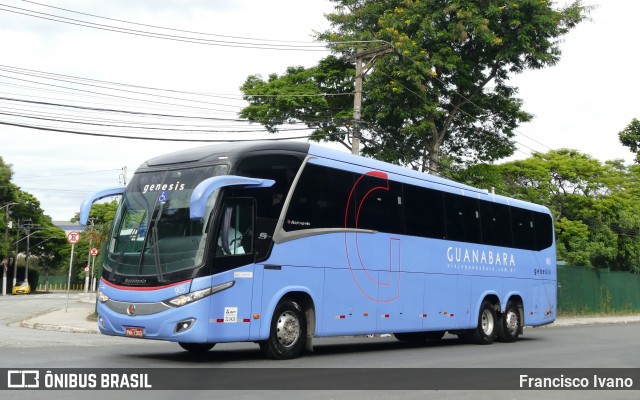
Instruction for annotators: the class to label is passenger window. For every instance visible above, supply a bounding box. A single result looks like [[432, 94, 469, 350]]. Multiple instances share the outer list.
[[352, 174, 404, 234], [403, 184, 445, 239], [284, 164, 355, 231], [511, 207, 535, 250], [534, 212, 554, 250], [480, 201, 512, 247], [444, 193, 481, 244]]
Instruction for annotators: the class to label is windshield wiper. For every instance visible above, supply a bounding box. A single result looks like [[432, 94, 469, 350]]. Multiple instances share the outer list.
[[137, 201, 165, 282], [108, 196, 146, 282]]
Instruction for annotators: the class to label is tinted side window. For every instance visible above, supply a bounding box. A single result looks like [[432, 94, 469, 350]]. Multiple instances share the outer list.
[[404, 184, 445, 239], [480, 201, 512, 247], [534, 212, 554, 250], [352, 174, 404, 234], [511, 207, 535, 250], [444, 193, 481, 244], [284, 164, 355, 231], [235, 154, 302, 220]]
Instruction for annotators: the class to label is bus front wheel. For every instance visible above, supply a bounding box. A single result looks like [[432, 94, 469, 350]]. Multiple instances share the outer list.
[[260, 299, 307, 360], [178, 342, 216, 353]]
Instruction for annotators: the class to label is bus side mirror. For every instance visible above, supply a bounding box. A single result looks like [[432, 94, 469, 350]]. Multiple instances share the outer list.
[[189, 175, 274, 220], [79, 187, 126, 225]]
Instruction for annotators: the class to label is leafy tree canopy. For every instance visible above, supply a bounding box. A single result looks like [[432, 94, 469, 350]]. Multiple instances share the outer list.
[[0, 156, 66, 270], [457, 149, 640, 272], [241, 0, 589, 173], [619, 118, 640, 163]]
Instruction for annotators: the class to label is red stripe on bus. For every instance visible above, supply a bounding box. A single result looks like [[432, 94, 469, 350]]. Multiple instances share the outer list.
[[100, 277, 191, 291]]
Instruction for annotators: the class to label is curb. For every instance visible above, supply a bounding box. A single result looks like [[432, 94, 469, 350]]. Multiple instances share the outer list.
[[19, 319, 99, 334]]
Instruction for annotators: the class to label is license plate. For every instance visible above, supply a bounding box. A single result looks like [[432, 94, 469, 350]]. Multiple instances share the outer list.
[[125, 327, 144, 338]]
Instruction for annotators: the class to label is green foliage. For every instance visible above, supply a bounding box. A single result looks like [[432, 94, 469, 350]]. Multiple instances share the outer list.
[[464, 149, 640, 272], [0, 155, 67, 273], [619, 118, 640, 163], [240, 56, 355, 149], [70, 200, 118, 225], [68, 201, 118, 281], [241, 0, 589, 173]]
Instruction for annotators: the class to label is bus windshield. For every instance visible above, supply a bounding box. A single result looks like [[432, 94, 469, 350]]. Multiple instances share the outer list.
[[104, 165, 228, 286]]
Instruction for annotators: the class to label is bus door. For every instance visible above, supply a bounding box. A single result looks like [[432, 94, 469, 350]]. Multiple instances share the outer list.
[[207, 198, 257, 342]]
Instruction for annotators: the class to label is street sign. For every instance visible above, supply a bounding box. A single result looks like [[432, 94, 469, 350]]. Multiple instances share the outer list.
[[90, 247, 99, 256], [66, 231, 80, 244], [84, 266, 89, 272]]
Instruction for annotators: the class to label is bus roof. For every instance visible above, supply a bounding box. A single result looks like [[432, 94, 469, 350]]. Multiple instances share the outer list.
[[136, 140, 550, 214], [141, 141, 311, 168]]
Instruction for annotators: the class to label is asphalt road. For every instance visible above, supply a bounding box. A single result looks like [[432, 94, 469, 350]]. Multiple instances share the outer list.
[[1, 293, 638, 400]]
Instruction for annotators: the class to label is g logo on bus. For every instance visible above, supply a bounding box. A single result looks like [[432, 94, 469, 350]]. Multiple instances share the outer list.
[[127, 304, 136, 316], [344, 171, 401, 303]]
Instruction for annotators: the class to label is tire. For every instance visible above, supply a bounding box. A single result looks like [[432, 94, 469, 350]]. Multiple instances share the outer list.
[[469, 300, 498, 345], [178, 342, 215, 353], [259, 299, 307, 360], [497, 301, 522, 343]]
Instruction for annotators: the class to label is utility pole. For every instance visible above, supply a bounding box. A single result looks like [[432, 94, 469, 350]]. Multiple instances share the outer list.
[[350, 46, 393, 155], [85, 218, 96, 293], [13, 218, 19, 287], [22, 220, 38, 283], [2, 202, 17, 296]]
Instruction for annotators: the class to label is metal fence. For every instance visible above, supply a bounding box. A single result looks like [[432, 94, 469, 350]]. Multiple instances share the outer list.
[[558, 265, 640, 313]]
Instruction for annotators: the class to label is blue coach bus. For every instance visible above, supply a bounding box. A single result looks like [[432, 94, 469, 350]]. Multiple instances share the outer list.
[[80, 141, 556, 359]]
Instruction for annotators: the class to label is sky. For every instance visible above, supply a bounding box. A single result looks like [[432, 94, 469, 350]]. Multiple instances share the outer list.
[[0, 0, 638, 222]]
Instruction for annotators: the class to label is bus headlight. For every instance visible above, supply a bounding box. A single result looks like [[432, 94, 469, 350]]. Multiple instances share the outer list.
[[98, 290, 109, 303], [163, 281, 235, 308]]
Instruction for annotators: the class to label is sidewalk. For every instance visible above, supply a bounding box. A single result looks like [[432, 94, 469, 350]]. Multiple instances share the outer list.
[[18, 295, 640, 335], [19, 293, 100, 334]]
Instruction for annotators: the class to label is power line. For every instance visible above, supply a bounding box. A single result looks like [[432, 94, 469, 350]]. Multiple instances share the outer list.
[[21, 0, 325, 45], [0, 3, 331, 51], [16, 168, 121, 179], [0, 120, 318, 142], [0, 110, 314, 134], [0, 64, 355, 99]]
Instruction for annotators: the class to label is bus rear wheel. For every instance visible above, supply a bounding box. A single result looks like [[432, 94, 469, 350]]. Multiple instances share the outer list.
[[260, 299, 307, 360], [469, 300, 498, 345], [497, 301, 521, 343], [178, 342, 216, 353]]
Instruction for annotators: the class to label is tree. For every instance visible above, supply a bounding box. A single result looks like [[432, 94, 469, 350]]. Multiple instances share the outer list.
[[70, 200, 119, 281], [71, 200, 118, 225], [240, 56, 355, 151], [0, 156, 18, 258], [619, 118, 640, 163], [457, 149, 640, 271], [0, 155, 66, 277], [241, 0, 589, 173]]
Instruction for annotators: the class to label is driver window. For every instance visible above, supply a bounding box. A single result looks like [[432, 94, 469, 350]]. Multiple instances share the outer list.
[[217, 199, 254, 256]]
